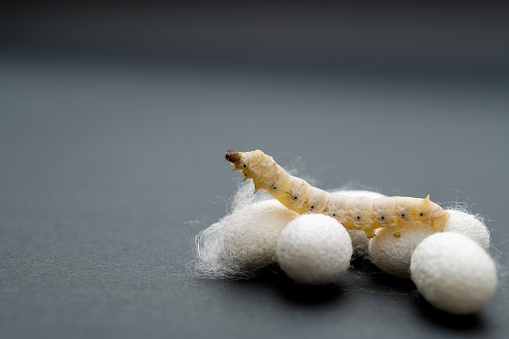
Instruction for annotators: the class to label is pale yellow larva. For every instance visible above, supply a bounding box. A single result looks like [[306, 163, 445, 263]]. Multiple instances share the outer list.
[[225, 149, 449, 238]]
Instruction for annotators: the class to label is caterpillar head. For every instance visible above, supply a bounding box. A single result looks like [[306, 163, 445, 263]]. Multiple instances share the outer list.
[[225, 149, 277, 191], [226, 149, 249, 181], [225, 150, 241, 163]]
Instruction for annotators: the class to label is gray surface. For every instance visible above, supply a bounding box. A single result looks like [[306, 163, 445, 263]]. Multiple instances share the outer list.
[[1, 3, 509, 338], [1, 58, 508, 339]]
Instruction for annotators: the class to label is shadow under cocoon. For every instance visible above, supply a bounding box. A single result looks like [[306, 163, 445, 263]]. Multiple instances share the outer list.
[[196, 264, 346, 308], [275, 274, 345, 308], [413, 294, 490, 333], [350, 256, 418, 294]]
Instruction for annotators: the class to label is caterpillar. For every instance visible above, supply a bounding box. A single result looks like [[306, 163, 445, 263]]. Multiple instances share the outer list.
[[225, 149, 449, 238]]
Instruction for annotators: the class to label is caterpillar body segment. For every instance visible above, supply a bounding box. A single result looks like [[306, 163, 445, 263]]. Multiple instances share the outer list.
[[225, 150, 449, 238]]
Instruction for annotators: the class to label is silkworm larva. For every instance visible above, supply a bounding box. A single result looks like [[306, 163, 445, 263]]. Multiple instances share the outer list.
[[225, 149, 449, 238]]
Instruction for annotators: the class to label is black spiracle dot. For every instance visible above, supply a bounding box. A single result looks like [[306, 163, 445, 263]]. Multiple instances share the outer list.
[[332, 213, 336, 216], [381, 216, 385, 220], [311, 206, 314, 209], [294, 196, 297, 200], [273, 186, 277, 189], [420, 213, 423, 216], [402, 214, 405, 217], [243, 164, 246, 168], [357, 216, 360, 220]]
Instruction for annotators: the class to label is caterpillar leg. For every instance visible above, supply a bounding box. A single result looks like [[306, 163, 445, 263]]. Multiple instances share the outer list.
[[365, 229, 376, 239], [391, 226, 402, 238]]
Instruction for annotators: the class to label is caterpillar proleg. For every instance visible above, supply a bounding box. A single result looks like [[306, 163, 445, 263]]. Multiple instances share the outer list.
[[225, 149, 449, 238]]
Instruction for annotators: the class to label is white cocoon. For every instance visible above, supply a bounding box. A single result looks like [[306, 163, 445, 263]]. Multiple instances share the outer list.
[[369, 223, 435, 278], [331, 190, 386, 258], [411, 232, 497, 315], [276, 214, 352, 285], [195, 195, 298, 278], [444, 209, 490, 251], [223, 199, 299, 268]]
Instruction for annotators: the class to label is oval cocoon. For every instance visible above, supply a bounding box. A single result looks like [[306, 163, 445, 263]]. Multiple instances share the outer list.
[[276, 214, 352, 285], [444, 210, 490, 251], [369, 223, 435, 278], [223, 199, 299, 269], [410, 232, 497, 315]]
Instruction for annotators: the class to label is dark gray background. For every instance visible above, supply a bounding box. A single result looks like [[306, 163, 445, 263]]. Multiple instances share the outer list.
[[1, 3, 508, 339]]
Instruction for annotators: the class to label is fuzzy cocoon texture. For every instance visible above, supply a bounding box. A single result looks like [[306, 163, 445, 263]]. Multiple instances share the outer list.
[[369, 208, 491, 279], [443, 209, 490, 251], [369, 223, 435, 279], [276, 214, 353, 285], [222, 199, 298, 268], [331, 190, 386, 258], [411, 232, 497, 315], [195, 181, 298, 278]]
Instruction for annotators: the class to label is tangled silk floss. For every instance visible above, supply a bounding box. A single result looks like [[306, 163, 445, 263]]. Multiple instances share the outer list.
[[195, 149, 497, 314]]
